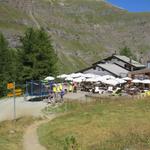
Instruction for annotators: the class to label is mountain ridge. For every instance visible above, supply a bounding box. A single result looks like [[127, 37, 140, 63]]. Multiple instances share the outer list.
[[0, 0, 150, 73]]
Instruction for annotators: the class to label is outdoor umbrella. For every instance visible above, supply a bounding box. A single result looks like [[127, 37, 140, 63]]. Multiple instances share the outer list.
[[68, 73, 83, 78], [115, 78, 126, 84], [57, 74, 68, 79], [102, 75, 115, 80], [65, 76, 73, 81], [82, 73, 96, 78], [102, 79, 119, 86], [122, 77, 132, 81], [85, 77, 99, 82], [44, 76, 55, 81], [141, 79, 150, 84], [73, 77, 86, 83], [132, 79, 142, 83], [95, 76, 103, 82]]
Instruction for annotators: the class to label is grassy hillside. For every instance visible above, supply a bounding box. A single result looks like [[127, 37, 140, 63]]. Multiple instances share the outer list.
[[1, 0, 150, 73], [38, 98, 150, 150], [0, 4, 29, 30], [0, 117, 35, 150]]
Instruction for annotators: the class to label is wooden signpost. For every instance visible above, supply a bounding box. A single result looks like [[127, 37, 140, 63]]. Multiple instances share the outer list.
[[7, 85, 22, 97], [7, 83, 24, 130], [7, 82, 18, 121]]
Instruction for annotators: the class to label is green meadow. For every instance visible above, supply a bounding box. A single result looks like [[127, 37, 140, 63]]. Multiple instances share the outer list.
[[38, 98, 150, 150]]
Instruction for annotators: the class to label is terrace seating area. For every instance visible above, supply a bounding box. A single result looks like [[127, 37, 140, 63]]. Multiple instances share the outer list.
[[30, 73, 150, 102], [25, 55, 150, 102]]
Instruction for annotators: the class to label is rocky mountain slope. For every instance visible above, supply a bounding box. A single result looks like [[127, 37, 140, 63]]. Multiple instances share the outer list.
[[0, 0, 150, 73]]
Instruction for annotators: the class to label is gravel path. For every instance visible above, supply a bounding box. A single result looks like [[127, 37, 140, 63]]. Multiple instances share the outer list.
[[0, 97, 47, 122], [64, 91, 86, 101], [23, 115, 56, 150], [0, 92, 87, 150], [0, 91, 87, 122]]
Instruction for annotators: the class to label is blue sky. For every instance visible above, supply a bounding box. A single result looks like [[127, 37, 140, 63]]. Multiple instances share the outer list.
[[106, 0, 150, 12]]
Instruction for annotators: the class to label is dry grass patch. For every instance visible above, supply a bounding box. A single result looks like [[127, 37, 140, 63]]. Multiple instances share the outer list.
[[0, 117, 36, 150]]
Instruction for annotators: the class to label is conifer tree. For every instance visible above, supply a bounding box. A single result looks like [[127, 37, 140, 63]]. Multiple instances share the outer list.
[[0, 33, 17, 96], [20, 28, 58, 82]]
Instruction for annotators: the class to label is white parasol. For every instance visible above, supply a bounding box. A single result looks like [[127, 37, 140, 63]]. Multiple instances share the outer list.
[[141, 79, 150, 84], [122, 77, 132, 81], [65, 76, 73, 81], [115, 78, 126, 84], [82, 73, 96, 78], [73, 77, 86, 83], [44, 76, 55, 81], [102, 75, 116, 80], [57, 74, 68, 79], [132, 79, 142, 83], [102, 79, 119, 86]]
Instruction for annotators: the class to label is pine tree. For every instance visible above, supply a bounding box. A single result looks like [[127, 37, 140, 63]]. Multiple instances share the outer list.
[[20, 28, 58, 82], [0, 33, 17, 96]]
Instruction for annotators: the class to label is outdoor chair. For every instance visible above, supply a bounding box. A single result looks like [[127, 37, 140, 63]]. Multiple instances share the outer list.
[[112, 88, 122, 96], [107, 86, 113, 93]]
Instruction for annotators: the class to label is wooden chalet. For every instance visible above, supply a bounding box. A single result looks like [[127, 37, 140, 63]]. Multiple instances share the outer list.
[[78, 54, 146, 78]]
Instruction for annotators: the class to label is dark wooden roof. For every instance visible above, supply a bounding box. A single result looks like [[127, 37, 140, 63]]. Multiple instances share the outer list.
[[92, 56, 113, 66], [75, 66, 93, 73], [129, 68, 150, 75], [92, 55, 146, 69]]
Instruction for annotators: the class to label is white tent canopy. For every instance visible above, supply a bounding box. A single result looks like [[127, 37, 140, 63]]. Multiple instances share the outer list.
[[122, 77, 132, 81], [132, 79, 142, 83], [95, 76, 104, 82], [82, 73, 96, 78], [141, 79, 150, 84], [102, 79, 119, 86], [85, 77, 99, 82], [115, 78, 126, 84], [68, 73, 83, 78], [102, 75, 116, 80], [56, 72, 128, 85], [57, 74, 68, 79], [44, 76, 55, 81], [73, 77, 86, 83], [65, 76, 73, 81]]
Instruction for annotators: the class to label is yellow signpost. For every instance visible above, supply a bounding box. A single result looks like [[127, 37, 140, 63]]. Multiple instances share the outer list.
[[15, 88, 22, 96], [7, 93, 14, 97], [15, 89, 22, 93], [7, 83, 14, 89], [7, 82, 24, 123], [7, 88, 22, 97], [7, 82, 17, 121]]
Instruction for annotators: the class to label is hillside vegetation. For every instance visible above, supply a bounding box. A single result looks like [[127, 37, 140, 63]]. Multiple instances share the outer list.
[[1, 0, 150, 73], [38, 98, 150, 150], [0, 117, 35, 150]]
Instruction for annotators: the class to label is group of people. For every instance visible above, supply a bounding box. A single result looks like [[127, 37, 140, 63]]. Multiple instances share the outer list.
[[47, 82, 78, 104]]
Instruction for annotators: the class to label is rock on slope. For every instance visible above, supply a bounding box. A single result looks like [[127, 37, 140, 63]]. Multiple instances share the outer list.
[[0, 0, 150, 73]]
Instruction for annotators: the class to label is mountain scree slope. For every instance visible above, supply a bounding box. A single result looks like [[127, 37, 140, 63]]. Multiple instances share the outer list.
[[0, 0, 150, 73]]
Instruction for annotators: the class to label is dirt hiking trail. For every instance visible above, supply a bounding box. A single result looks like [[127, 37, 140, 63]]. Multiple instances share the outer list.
[[23, 115, 56, 150]]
